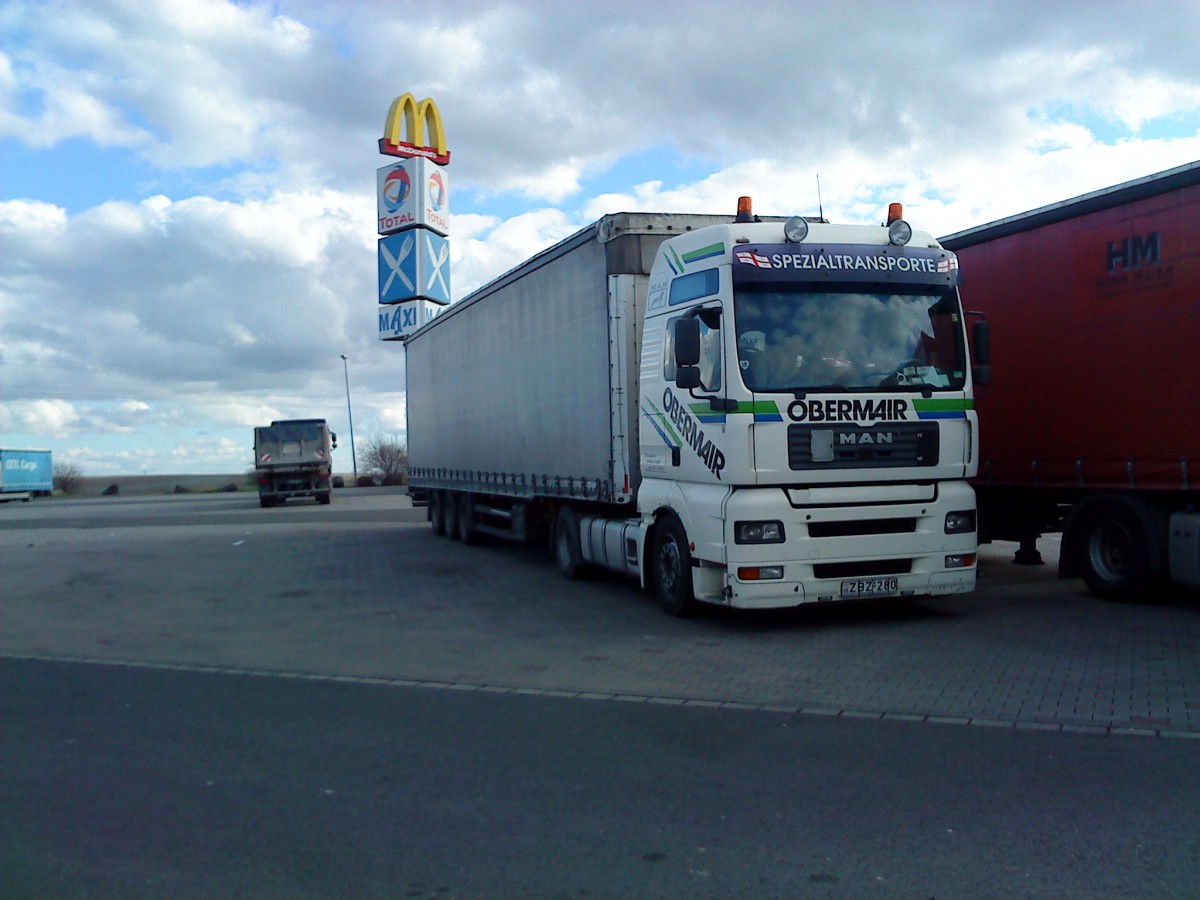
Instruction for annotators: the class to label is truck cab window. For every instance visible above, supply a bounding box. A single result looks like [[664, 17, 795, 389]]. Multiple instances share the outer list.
[[697, 310, 722, 392]]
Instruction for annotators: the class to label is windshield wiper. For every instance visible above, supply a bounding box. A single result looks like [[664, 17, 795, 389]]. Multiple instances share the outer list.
[[792, 384, 851, 398]]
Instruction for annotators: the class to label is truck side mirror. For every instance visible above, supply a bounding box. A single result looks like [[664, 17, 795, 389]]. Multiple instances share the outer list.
[[331, 433, 338, 449], [971, 317, 990, 366], [970, 317, 991, 387], [674, 317, 701, 366], [673, 316, 702, 387]]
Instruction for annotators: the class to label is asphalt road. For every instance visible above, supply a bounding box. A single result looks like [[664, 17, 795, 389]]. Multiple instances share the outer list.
[[3, 491, 1200, 897]]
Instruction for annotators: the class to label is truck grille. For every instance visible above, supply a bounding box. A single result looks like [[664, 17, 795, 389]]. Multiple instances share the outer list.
[[807, 518, 917, 538], [788, 422, 939, 470], [813, 559, 913, 579]]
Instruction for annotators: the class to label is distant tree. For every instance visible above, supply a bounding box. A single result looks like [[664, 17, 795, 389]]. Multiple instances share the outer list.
[[53, 460, 84, 495], [359, 434, 408, 485]]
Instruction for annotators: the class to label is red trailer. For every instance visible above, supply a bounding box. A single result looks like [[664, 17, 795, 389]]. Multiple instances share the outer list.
[[942, 161, 1200, 598]]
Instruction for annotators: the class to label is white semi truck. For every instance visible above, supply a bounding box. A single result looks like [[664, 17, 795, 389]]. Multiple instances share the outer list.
[[406, 200, 987, 615]]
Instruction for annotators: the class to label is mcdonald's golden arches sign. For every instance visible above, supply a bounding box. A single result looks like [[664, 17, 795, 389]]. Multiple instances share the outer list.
[[379, 93, 450, 164]]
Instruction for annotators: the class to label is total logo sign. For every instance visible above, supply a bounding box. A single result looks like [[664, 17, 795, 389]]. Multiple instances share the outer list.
[[423, 168, 448, 233], [381, 167, 411, 213], [376, 157, 450, 237]]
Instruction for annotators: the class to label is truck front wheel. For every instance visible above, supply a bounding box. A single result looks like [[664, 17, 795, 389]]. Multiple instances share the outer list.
[[553, 507, 582, 579], [652, 514, 696, 617], [1077, 502, 1152, 600]]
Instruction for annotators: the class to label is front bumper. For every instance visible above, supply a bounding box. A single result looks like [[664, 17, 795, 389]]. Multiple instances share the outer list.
[[718, 481, 977, 609]]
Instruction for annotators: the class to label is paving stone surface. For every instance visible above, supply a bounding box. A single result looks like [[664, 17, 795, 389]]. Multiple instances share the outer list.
[[4, 490, 1200, 737]]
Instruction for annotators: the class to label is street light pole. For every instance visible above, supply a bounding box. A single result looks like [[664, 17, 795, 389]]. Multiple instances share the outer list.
[[340, 354, 358, 480]]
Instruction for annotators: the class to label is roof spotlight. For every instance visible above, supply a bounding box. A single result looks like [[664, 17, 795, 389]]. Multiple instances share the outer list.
[[783, 216, 809, 243], [887, 219, 913, 246]]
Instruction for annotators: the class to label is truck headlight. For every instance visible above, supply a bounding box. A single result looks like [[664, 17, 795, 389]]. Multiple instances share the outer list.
[[944, 510, 976, 534], [735, 520, 785, 544]]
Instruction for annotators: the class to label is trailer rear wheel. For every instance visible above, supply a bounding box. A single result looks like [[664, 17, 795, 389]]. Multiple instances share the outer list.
[[445, 491, 461, 540], [553, 507, 582, 579], [652, 514, 696, 617], [456, 493, 477, 545], [1078, 502, 1152, 600], [430, 491, 447, 536]]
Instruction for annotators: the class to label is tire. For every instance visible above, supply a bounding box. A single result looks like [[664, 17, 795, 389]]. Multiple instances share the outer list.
[[430, 491, 447, 536], [651, 514, 696, 617], [1077, 502, 1152, 600], [445, 492, 461, 541], [553, 507, 583, 579], [456, 493, 477, 545], [318, 490, 332, 505], [259, 495, 272, 508]]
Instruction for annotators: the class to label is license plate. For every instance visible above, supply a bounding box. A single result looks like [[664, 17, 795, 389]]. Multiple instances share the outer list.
[[840, 577, 899, 598]]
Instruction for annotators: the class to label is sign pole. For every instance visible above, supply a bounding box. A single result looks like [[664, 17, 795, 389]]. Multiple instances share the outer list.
[[340, 354, 357, 480]]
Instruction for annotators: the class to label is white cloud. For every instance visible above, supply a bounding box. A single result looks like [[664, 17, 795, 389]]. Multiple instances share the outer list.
[[2, 0, 1200, 473], [453, 208, 578, 297], [12, 399, 82, 438], [0, 198, 68, 232], [374, 394, 408, 434]]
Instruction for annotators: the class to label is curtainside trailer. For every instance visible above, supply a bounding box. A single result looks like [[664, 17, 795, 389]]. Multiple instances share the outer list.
[[943, 160, 1200, 598]]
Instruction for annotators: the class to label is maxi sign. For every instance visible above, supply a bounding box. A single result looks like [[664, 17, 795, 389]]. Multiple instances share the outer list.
[[378, 298, 444, 340], [377, 92, 451, 342]]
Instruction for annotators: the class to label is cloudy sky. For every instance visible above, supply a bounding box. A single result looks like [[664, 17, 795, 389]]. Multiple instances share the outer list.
[[3, 0, 1199, 476]]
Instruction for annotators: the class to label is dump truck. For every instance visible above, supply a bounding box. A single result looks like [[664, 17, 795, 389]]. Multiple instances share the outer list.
[[0, 448, 53, 502], [253, 419, 336, 507], [405, 200, 988, 615], [942, 160, 1200, 598]]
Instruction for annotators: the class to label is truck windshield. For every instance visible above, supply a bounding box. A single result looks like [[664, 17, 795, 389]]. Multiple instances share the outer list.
[[264, 423, 325, 443], [733, 284, 966, 392]]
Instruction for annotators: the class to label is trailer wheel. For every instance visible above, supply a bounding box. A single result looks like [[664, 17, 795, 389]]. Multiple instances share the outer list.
[[553, 507, 583, 579], [651, 514, 696, 617], [444, 491, 461, 540], [430, 491, 447, 536], [1077, 501, 1152, 600], [318, 490, 332, 505], [259, 495, 274, 508], [456, 493, 477, 545]]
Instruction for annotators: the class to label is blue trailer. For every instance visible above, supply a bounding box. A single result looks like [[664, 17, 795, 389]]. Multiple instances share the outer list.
[[0, 449, 53, 501]]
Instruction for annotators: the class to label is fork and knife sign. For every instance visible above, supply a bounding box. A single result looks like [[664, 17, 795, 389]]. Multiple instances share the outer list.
[[380, 233, 449, 299]]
